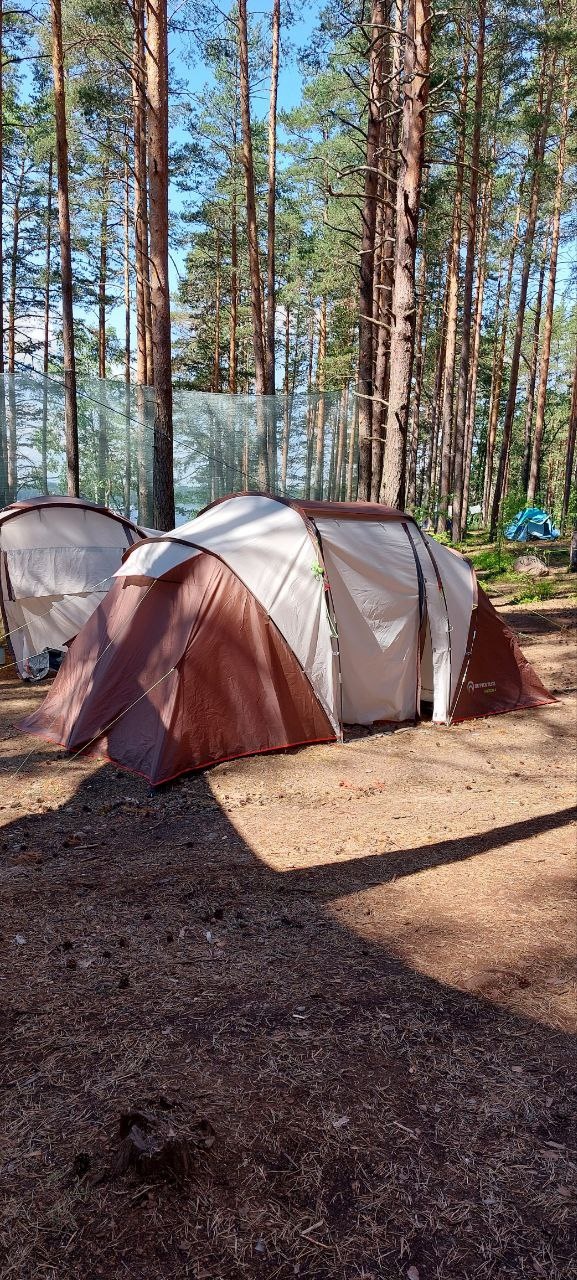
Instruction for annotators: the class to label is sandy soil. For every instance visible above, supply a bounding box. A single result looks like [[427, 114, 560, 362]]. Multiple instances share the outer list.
[[0, 586, 575, 1279]]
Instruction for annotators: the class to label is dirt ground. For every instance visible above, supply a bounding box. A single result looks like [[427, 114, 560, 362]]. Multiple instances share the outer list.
[[0, 581, 576, 1280]]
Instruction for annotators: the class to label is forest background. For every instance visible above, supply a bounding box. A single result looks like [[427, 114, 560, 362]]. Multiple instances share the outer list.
[[0, 0, 575, 534]]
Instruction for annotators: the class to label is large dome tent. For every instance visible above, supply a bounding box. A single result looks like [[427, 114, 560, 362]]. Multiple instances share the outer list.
[[20, 493, 554, 782], [0, 496, 150, 677]]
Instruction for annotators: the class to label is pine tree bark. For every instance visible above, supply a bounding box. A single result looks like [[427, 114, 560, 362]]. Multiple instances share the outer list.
[[527, 64, 569, 507], [50, 0, 79, 495], [406, 241, 429, 508], [124, 151, 132, 517], [7, 155, 25, 375], [380, 0, 431, 509], [482, 188, 522, 522], [238, 0, 266, 396], [97, 166, 109, 504], [452, 0, 485, 542], [41, 152, 53, 494], [229, 178, 238, 392], [489, 64, 554, 537], [265, 0, 280, 395], [313, 296, 327, 500], [461, 163, 492, 529], [145, 0, 174, 529], [357, 0, 384, 500], [212, 222, 222, 392], [436, 44, 469, 532], [132, 0, 148, 387], [0, 2, 5, 377], [520, 224, 549, 495], [561, 343, 577, 531]]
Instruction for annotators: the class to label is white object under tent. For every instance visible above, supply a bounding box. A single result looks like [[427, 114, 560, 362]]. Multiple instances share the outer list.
[[0, 496, 148, 678]]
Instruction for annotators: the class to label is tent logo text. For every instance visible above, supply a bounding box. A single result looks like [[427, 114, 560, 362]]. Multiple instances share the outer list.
[[467, 679, 497, 694]]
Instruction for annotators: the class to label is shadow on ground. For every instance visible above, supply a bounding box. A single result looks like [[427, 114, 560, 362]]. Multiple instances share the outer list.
[[1, 751, 576, 1280]]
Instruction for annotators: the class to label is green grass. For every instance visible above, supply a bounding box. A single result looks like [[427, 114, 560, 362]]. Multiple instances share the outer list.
[[506, 579, 556, 605]]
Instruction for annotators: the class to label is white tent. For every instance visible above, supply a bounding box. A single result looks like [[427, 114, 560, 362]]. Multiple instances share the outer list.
[[0, 497, 148, 677]]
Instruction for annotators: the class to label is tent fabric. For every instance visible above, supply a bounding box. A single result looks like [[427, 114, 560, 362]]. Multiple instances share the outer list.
[[20, 553, 335, 782], [315, 518, 421, 724], [451, 586, 553, 720], [0, 497, 146, 675], [21, 494, 555, 783], [117, 493, 340, 730], [505, 507, 560, 541]]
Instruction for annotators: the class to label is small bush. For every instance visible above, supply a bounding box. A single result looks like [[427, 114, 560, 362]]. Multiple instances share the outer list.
[[508, 579, 555, 605]]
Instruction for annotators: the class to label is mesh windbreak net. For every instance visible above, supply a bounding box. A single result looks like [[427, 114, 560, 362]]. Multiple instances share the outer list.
[[0, 373, 359, 524]]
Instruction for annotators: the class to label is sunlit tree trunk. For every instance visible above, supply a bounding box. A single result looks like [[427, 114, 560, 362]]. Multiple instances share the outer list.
[[482, 187, 523, 522], [357, 0, 384, 500], [265, 0, 280, 395], [452, 0, 485, 542], [238, 0, 266, 395], [132, 0, 148, 387], [146, 0, 174, 529], [212, 222, 222, 392], [381, 0, 431, 508], [436, 44, 469, 531], [229, 178, 238, 392], [124, 150, 132, 517], [50, 0, 79, 495], [520, 225, 549, 495], [41, 153, 53, 494], [313, 296, 327, 500], [490, 64, 554, 536], [527, 64, 569, 507]]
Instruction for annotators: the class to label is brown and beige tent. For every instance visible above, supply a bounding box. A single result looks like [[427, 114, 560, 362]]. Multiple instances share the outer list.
[[21, 493, 554, 783]]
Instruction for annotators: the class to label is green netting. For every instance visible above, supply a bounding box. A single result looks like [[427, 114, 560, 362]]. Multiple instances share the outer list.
[[0, 373, 358, 524]]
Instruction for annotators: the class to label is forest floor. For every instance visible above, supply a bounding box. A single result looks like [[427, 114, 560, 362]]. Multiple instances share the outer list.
[[0, 548, 576, 1280]]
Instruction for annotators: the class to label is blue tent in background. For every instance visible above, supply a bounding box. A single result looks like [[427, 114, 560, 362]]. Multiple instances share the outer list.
[[505, 507, 560, 541]]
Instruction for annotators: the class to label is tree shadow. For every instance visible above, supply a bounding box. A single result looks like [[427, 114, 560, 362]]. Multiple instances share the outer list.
[[1, 749, 575, 1280]]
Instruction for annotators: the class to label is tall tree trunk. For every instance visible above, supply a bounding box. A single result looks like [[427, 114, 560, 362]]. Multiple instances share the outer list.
[[124, 150, 132, 517], [380, 0, 431, 508], [41, 152, 53, 494], [561, 343, 577, 531], [304, 305, 315, 499], [8, 156, 25, 375], [0, 2, 5, 377], [461, 160, 492, 530], [238, 0, 266, 395], [50, 0, 79, 496], [132, 0, 148, 387], [146, 0, 174, 529], [406, 235, 428, 508], [313, 296, 327, 500], [452, 0, 485, 541], [98, 166, 108, 380], [372, 0, 404, 501], [482, 188, 523, 521], [357, 0, 384, 500], [265, 0, 280, 395], [436, 44, 469, 531], [97, 165, 109, 505], [212, 222, 222, 392], [490, 63, 554, 536], [229, 177, 238, 392], [527, 64, 569, 507], [280, 303, 290, 493], [520, 225, 549, 495], [7, 153, 19, 500]]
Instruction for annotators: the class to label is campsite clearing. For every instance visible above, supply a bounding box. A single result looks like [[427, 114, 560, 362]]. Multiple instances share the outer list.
[[0, 579, 575, 1280]]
